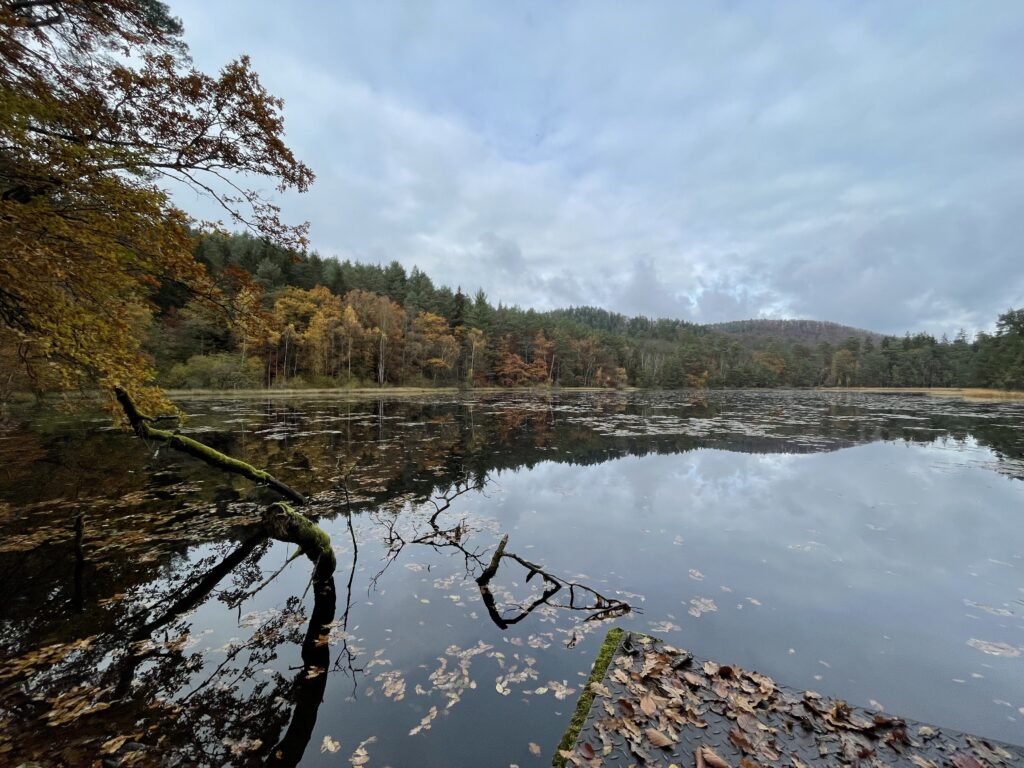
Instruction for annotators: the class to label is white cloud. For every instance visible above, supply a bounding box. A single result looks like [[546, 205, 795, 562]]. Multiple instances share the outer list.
[[170, 0, 1024, 335]]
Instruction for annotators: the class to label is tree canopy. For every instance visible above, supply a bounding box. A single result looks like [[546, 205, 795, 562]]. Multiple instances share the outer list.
[[143, 232, 1024, 394], [0, 0, 312, 413]]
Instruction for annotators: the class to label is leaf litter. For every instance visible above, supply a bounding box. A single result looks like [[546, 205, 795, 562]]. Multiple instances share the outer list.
[[561, 633, 1024, 768]]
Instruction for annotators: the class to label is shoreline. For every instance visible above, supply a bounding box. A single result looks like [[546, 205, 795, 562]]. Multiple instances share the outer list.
[[165, 385, 1024, 401], [7, 385, 1023, 406], [818, 386, 1024, 400], [163, 385, 629, 398]]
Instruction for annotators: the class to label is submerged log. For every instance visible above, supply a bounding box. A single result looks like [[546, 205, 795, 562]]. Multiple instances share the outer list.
[[113, 386, 306, 505]]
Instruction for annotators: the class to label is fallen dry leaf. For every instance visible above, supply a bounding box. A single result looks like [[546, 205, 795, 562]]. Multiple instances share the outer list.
[[101, 736, 130, 755], [646, 728, 674, 749], [699, 745, 731, 768], [683, 671, 703, 687], [640, 693, 658, 717]]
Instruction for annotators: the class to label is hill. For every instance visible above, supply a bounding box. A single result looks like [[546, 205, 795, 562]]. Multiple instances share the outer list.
[[705, 319, 883, 347]]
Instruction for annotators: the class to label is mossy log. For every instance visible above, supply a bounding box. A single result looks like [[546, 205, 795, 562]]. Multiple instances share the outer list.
[[114, 386, 305, 505], [114, 387, 333, 581], [263, 502, 336, 582], [552, 627, 625, 767]]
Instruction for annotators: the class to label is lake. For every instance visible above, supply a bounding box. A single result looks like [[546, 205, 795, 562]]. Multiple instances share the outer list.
[[1, 390, 1023, 766]]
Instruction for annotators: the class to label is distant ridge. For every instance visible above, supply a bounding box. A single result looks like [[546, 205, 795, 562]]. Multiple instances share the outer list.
[[705, 319, 884, 346], [542, 308, 885, 347]]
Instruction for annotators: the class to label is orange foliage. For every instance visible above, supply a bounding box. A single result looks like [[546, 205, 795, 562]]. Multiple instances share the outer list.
[[0, 2, 312, 413]]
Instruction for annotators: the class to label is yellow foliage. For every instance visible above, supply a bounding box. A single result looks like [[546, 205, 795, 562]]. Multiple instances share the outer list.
[[0, 2, 312, 414]]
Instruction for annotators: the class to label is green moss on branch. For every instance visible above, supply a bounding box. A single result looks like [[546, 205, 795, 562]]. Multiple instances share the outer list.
[[553, 627, 624, 767], [263, 502, 336, 581], [114, 386, 306, 504]]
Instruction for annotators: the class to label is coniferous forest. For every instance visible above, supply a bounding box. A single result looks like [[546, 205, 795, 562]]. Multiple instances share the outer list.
[[115, 233, 1024, 393]]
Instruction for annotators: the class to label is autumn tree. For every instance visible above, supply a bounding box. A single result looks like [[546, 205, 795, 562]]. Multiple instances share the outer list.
[[409, 311, 459, 383], [830, 348, 859, 387], [305, 299, 345, 379], [0, 1, 312, 412], [461, 326, 486, 385], [337, 304, 364, 382], [345, 289, 405, 386], [529, 331, 554, 384], [267, 286, 343, 384], [572, 337, 601, 387], [494, 334, 532, 387]]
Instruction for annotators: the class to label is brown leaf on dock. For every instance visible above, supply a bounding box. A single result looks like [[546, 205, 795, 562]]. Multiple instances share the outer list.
[[698, 744, 732, 768], [640, 693, 658, 717], [683, 670, 704, 687], [647, 727, 675, 748]]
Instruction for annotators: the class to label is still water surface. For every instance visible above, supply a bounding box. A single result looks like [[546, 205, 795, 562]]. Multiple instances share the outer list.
[[1, 390, 1023, 765]]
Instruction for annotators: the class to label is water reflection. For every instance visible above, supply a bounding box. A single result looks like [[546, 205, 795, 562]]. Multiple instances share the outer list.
[[1, 390, 1023, 764]]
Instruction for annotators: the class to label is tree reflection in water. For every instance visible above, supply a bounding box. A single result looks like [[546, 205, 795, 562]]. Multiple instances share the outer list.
[[0, 469, 632, 766], [373, 479, 631, 634]]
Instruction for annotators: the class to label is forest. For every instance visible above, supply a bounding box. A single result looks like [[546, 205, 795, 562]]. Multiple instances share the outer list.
[[0, 0, 1021, 405], [129, 232, 1024, 393]]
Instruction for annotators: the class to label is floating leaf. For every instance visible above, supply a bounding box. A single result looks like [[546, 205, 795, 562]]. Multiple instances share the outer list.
[[409, 706, 438, 736], [689, 597, 718, 617], [966, 638, 1020, 657], [349, 736, 377, 766], [649, 620, 681, 633]]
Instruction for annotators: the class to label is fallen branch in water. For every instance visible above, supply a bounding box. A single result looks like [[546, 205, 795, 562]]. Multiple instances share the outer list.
[[377, 481, 632, 629], [113, 388, 335, 584], [114, 386, 306, 505], [475, 533, 509, 586]]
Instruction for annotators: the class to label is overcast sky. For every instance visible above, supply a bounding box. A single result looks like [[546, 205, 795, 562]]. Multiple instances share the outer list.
[[172, 1, 1024, 336]]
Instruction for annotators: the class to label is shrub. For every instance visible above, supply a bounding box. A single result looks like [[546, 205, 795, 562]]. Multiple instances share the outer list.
[[163, 354, 264, 389]]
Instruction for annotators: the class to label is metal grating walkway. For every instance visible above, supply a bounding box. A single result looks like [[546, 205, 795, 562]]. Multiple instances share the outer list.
[[558, 630, 1024, 768]]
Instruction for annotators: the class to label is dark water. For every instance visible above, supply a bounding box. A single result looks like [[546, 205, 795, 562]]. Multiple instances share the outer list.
[[1, 390, 1023, 766]]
